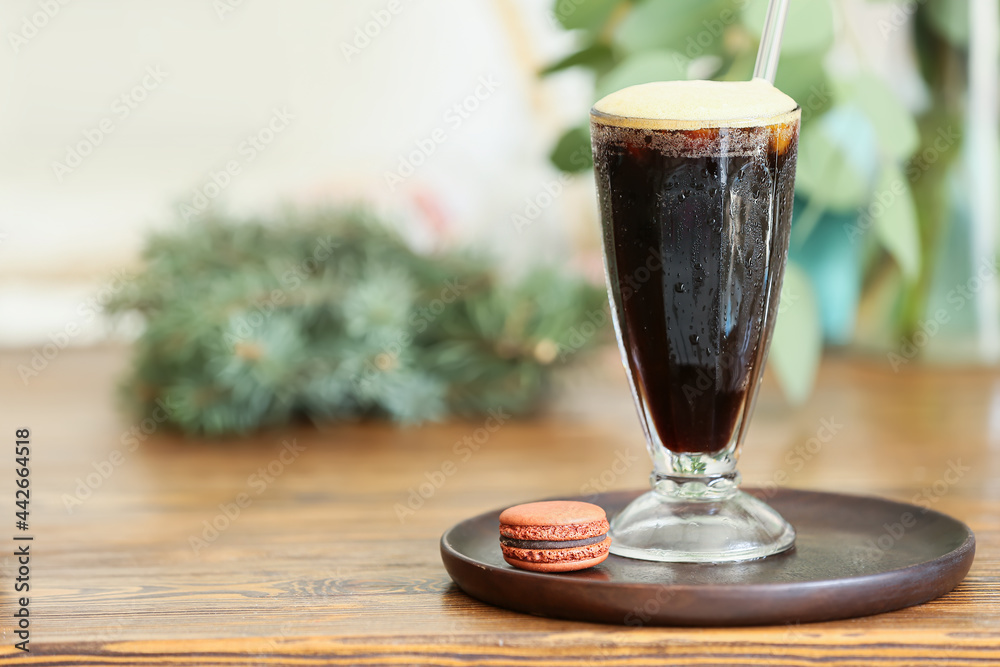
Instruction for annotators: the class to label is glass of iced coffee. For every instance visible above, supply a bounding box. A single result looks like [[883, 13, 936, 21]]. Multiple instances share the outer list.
[[591, 79, 800, 562]]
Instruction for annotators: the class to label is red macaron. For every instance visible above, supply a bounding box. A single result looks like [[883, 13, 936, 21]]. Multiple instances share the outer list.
[[498, 500, 611, 572]]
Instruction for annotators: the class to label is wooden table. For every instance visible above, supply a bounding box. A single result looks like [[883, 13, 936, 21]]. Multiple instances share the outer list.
[[1, 346, 998, 665]]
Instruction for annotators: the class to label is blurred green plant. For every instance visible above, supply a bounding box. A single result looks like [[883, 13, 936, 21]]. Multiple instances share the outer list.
[[106, 209, 607, 435], [545, 0, 970, 403]]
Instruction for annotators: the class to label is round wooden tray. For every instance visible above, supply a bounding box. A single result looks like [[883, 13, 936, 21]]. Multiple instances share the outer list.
[[440, 488, 975, 626]]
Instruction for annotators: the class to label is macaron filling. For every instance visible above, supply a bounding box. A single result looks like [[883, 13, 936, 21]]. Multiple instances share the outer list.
[[499, 518, 610, 541], [499, 533, 608, 550]]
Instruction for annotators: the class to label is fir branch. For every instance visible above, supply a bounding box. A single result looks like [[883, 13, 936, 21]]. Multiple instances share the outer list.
[[107, 209, 608, 435]]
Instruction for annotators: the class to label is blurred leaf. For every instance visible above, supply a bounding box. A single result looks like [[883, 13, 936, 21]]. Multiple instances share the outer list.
[[836, 74, 919, 160], [553, 0, 623, 33], [770, 263, 822, 405], [923, 0, 969, 46], [595, 50, 688, 99], [773, 52, 831, 119], [742, 0, 834, 54], [815, 105, 881, 180], [541, 43, 616, 76], [790, 207, 862, 345], [795, 122, 871, 212], [550, 126, 593, 173], [717, 47, 757, 81], [873, 163, 922, 281], [853, 260, 906, 350], [613, 0, 733, 56]]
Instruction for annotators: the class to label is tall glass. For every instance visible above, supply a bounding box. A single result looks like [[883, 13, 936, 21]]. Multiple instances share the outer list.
[[590, 81, 800, 562]]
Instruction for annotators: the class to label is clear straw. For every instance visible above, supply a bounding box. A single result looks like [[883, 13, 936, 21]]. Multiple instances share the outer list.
[[752, 0, 792, 83]]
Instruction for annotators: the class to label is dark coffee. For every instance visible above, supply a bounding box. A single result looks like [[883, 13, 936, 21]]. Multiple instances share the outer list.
[[592, 117, 799, 455]]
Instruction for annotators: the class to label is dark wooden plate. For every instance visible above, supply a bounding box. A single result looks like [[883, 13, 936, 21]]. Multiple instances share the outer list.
[[440, 488, 975, 626]]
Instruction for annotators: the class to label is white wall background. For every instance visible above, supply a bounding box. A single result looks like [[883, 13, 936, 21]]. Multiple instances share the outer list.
[[0, 0, 930, 349], [0, 0, 599, 346]]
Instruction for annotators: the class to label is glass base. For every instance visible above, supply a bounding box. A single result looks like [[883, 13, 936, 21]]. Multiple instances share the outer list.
[[609, 475, 796, 563]]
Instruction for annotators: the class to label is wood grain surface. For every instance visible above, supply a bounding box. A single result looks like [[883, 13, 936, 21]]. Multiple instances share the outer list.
[[0, 346, 998, 665]]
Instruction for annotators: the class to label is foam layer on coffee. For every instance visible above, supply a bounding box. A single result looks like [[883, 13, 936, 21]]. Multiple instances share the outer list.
[[592, 79, 798, 130]]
